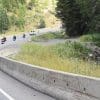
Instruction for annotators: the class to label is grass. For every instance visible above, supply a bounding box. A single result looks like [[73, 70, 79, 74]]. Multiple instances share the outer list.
[[32, 32, 65, 42], [51, 41, 91, 59], [13, 42, 100, 77], [80, 33, 100, 47]]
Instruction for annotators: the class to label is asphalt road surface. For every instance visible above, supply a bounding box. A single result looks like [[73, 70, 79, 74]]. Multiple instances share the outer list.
[[0, 27, 62, 56], [0, 71, 55, 100], [0, 27, 61, 100]]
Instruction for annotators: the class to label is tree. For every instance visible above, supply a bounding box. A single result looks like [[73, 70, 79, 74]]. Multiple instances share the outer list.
[[87, 0, 100, 32], [56, 0, 100, 37], [0, 6, 9, 33], [56, 0, 86, 37], [76, 0, 100, 32], [38, 18, 46, 28]]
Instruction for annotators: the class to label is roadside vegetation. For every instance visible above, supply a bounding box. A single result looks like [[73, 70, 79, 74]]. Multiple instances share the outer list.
[[14, 42, 100, 77], [80, 33, 100, 47], [31, 31, 65, 42], [0, 0, 58, 35], [1, 0, 99, 78]]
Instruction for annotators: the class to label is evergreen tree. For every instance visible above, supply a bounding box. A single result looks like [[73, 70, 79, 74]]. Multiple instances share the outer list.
[[56, 0, 87, 37], [76, 0, 100, 33], [88, 0, 100, 32]]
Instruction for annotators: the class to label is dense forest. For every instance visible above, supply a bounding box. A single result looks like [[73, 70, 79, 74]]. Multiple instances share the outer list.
[[0, 0, 57, 34], [56, 0, 100, 36]]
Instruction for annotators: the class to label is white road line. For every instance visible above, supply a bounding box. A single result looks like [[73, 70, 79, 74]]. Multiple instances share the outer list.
[[0, 88, 15, 100]]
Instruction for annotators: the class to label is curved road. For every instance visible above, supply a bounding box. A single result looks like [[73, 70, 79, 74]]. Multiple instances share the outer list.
[[0, 27, 62, 56], [0, 27, 61, 100]]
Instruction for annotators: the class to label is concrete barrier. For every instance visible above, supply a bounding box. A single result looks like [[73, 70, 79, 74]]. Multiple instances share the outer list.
[[0, 57, 100, 100]]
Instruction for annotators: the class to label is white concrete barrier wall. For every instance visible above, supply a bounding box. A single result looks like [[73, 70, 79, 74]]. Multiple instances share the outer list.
[[0, 57, 100, 100]]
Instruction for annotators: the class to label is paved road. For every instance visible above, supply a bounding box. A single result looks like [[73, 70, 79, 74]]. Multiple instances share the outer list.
[[0, 27, 61, 100], [0, 71, 55, 100], [0, 27, 99, 100], [0, 27, 62, 56]]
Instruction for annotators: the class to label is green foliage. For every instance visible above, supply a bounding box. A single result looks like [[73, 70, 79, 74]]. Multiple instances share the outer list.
[[15, 18, 25, 30], [14, 4, 26, 30], [0, 0, 25, 12], [18, 4, 26, 17], [0, 6, 9, 33], [0, 0, 26, 32], [9, 4, 26, 30], [14, 43, 100, 77], [56, 0, 86, 37], [38, 18, 46, 28], [19, 0, 26, 4], [80, 33, 100, 47], [27, 0, 38, 10], [56, 0, 100, 37], [0, 0, 57, 34], [9, 15, 17, 26], [76, 0, 100, 32], [32, 32, 64, 41], [51, 42, 91, 59]]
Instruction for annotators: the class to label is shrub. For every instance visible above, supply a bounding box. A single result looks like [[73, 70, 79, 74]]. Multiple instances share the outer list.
[[9, 15, 17, 26], [15, 18, 25, 30], [51, 42, 91, 59], [38, 18, 46, 28], [80, 33, 100, 47], [14, 43, 100, 77], [31, 32, 64, 41], [0, 7, 9, 33]]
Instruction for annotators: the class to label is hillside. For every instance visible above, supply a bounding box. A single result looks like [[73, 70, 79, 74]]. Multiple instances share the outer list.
[[0, 0, 59, 35]]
